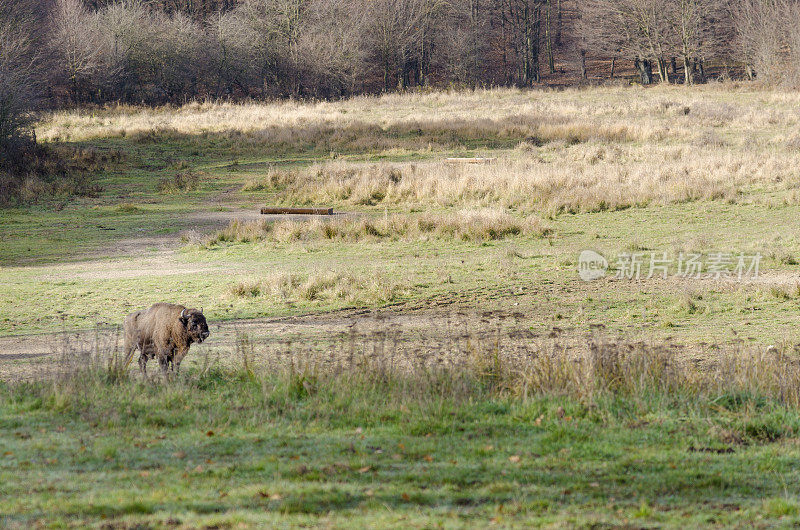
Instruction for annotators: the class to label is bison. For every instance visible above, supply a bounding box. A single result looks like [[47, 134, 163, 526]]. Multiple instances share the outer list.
[[123, 303, 209, 375]]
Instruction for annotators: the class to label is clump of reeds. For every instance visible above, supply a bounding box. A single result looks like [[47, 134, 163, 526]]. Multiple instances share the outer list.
[[229, 270, 402, 305], [205, 209, 550, 247]]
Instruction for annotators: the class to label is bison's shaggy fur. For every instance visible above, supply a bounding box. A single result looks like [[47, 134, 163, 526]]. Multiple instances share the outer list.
[[123, 303, 209, 375]]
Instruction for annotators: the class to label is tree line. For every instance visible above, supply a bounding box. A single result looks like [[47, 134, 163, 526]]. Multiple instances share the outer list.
[[3, 0, 800, 146]]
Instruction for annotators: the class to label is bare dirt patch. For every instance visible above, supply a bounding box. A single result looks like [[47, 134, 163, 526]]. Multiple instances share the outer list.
[[40, 259, 222, 281], [93, 208, 356, 261], [0, 305, 554, 379]]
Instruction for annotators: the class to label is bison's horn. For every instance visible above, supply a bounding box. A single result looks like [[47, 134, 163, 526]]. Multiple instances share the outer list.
[[200, 307, 203, 313], [180, 308, 187, 319]]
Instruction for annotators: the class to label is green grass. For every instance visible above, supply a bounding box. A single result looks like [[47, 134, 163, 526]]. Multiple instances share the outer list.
[[3, 87, 800, 342], [2, 117, 799, 341], [6, 86, 800, 526], [3, 200, 800, 343], [3, 366, 800, 528]]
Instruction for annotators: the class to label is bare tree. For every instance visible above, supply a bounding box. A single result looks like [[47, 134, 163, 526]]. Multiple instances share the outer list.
[[577, 0, 650, 83], [273, 0, 309, 95], [501, 0, 547, 86], [92, 1, 153, 101], [731, 0, 791, 84], [544, 0, 558, 74], [149, 11, 208, 101], [666, 0, 728, 84], [577, 0, 674, 84], [230, 0, 310, 96], [628, 0, 671, 82], [50, 0, 103, 102], [0, 0, 46, 150], [297, 0, 368, 97], [364, 0, 442, 90], [573, 0, 605, 79], [207, 11, 260, 96], [784, 1, 800, 87], [438, 0, 493, 87], [26, 0, 800, 106], [221, 1, 278, 96]]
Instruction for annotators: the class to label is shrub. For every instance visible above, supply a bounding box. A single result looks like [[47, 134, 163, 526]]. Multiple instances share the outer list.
[[228, 271, 401, 305], [157, 170, 200, 194], [0, 143, 105, 205]]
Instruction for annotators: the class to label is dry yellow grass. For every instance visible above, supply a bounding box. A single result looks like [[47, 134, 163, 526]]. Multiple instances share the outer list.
[[37, 85, 800, 214], [252, 138, 800, 214], [205, 209, 550, 245], [37, 85, 800, 144], [229, 270, 401, 305]]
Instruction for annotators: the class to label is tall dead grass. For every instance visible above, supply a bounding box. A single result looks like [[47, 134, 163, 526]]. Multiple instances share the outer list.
[[156, 170, 200, 194], [23, 316, 800, 415], [0, 144, 113, 204], [229, 270, 402, 305], [35, 87, 800, 213], [256, 145, 800, 213], [238, 323, 800, 409], [205, 209, 550, 246], [36, 88, 658, 144], [38, 86, 800, 145]]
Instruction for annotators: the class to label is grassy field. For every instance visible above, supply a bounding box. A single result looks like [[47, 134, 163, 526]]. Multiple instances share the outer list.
[[5, 331, 800, 528], [3, 85, 800, 340], [3, 84, 800, 526]]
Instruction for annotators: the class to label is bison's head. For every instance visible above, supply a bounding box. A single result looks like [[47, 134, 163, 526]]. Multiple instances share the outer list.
[[180, 308, 210, 343]]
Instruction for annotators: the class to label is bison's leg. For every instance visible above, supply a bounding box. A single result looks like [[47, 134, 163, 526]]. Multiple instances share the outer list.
[[150, 337, 173, 378], [138, 342, 155, 376], [138, 353, 147, 375], [122, 310, 144, 371], [158, 357, 171, 380], [166, 346, 177, 373], [122, 342, 136, 371], [174, 345, 190, 374], [157, 349, 171, 376]]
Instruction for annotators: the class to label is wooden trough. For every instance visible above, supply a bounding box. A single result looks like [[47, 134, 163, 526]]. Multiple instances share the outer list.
[[261, 207, 334, 215]]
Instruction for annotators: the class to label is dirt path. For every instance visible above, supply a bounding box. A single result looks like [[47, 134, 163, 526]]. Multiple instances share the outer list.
[[20, 207, 360, 284], [0, 283, 773, 382], [4, 269, 791, 364], [98, 208, 355, 259], [0, 304, 481, 359], [0, 301, 565, 380]]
